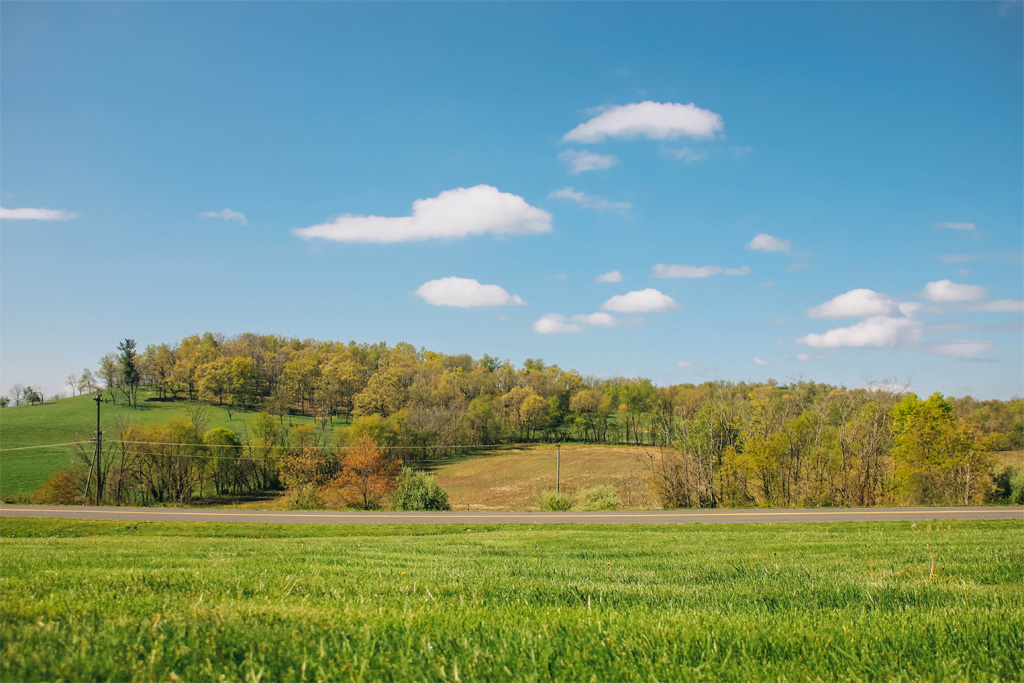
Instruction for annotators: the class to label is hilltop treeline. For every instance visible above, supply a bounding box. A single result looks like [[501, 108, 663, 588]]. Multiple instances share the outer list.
[[77, 332, 1022, 507]]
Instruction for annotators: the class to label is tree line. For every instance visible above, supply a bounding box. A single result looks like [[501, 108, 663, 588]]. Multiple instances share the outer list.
[[22, 332, 1024, 508]]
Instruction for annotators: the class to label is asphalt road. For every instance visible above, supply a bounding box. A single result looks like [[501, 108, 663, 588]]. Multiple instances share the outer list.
[[1, 505, 1020, 525]]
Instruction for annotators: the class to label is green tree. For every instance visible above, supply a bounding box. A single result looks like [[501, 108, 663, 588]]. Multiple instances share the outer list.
[[117, 338, 140, 407]]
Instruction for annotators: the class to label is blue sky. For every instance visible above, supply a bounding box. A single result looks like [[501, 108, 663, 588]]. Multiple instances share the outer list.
[[1, 2, 1022, 399]]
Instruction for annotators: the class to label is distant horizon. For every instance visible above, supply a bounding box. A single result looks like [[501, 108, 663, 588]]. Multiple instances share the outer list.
[[2, 2, 1022, 401]]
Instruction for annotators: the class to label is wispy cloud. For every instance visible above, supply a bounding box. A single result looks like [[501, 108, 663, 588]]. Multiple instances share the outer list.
[[652, 264, 750, 278], [594, 270, 623, 283], [664, 147, 708, 163], [753, 357, 772, 367], [928, 340, 995, 358], [414, 277, 526, 308], [562, 101, 723, 142], [0, 207, 78, 221], [746, 233, 791, 253], [549, 187, 631, 214], [558, 149, 618, 174], [935, 221, 975, 231], [293, 185, 552, 243], [601, 288, 679, 313], [676, 360, 693, 368], [939, 250, 1024, 264], [786, 262, 808, 272], [200, 208, 247, 225]]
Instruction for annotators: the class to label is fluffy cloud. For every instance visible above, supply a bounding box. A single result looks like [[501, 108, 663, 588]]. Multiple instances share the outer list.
[[753, 357, 772, 367], [571, 312, 619, 327], [594, 270, 623, 283], [562, 101, 723, 143], [0, 207, 77, 220], [676, 360, 693, 368], [746, 233, 791, 253], [533, 312, 620, 334], [665, 147, 708, 162], [533, 314, 583, 335], [601, 288, 679, 313], [549, 187, 630, 213], [200, 208, 247, 225], [920, 279, 987, 303], [293, 185, 552, 243], [651, 264, 751, 278], [797, 316, 923, 349], [807, 288, 900, 319], [935, 222, 975, 231], [929, 340, 995, 357], [558, 149, 618, 174], [414, 277, 526, 308]]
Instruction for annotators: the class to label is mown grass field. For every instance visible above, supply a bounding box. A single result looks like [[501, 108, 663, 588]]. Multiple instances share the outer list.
[[2, 518, 1021, 682], [0, 391, 320, 499], [431, 444, 658, 510]]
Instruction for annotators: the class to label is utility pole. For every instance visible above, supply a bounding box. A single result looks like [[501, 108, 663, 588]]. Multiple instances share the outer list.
[[556, 442, 561, 494], [93, 390, 102, 505]]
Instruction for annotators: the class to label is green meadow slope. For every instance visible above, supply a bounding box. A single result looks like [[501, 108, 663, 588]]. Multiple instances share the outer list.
[[0, 390, 318, 499]]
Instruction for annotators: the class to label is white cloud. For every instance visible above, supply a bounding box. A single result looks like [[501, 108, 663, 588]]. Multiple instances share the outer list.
[[920, 279, 987, 303], [758, 280, 775, 289], [571, 312, 619, 327], [293, 185, 552, 243], [562, 101, 724, 143], [929, 340, 995, 357], [0, 207, 77, 220], [558, 149, 619, 174], [746, 233, 791, 253], [549, 187, 630, 213], [807, 288, 900, 319], [594, 270, 623, 283], [676, 360, 693, 368], [797, 353, 828, 362], [753, 357, 772, 367], [651, 264, 750, 278], [533, 314, 583, 335], [957, 268, 970, 278], [665, 147, 708, 163], [200, 208, 247, 225], [771, 317, 790, 324], [414, 277, 526, 308], [939, 254, 980, 263], [935, 222, 976, 231], [966, 299, 1024, 313], [797, 316, 923, 349], [787, 262, 808, 272], [601, 288, 679, 313], [796, 353, 810, 362]]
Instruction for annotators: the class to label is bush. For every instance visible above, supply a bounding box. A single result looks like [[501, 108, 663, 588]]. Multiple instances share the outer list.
[[30, 470, 84, 505], [992, 466, 1024, 505], [575, 485, 621, 511], [538, 489, 573, 511], [393, 468, 451, 511], [282, 484, 324, 510]]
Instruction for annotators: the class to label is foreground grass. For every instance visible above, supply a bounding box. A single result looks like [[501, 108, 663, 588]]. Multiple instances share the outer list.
[[1, 519, 1021, 682]]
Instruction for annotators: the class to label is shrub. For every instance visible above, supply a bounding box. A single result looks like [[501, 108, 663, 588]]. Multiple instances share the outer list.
[[282, 484, 324, 510], [575, 485, 621, 511], [992, 466, 1024, 505], [538, 489, 573, 511], [30, 470, 84, 505], [392, 468, 451, 511]]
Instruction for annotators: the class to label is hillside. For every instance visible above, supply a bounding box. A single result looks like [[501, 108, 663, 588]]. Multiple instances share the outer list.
[[0, 389, 319, 498]]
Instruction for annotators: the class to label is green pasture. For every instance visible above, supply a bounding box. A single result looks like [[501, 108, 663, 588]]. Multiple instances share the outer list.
[[0, 390, 323, 499], [2, 518, 1021, 682]]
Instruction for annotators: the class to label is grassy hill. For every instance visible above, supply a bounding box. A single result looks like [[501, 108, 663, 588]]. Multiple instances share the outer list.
[[0, 389, 319, 499]]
